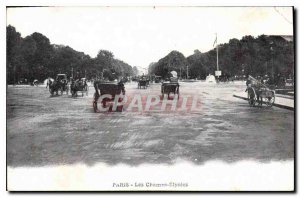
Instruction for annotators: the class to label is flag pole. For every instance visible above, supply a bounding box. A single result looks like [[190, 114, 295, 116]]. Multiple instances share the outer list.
[[216, 33, 219, 71]]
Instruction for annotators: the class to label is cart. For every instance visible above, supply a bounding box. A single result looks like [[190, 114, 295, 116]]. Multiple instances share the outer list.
[[49, 74, 69, 96], [93, 81, 125, 112], [247, 76, 275, 107], [138, 79, 148, 89], [56, 74, 69, 95], [161, 82, 179, 99], [70, 78, 88, 97]]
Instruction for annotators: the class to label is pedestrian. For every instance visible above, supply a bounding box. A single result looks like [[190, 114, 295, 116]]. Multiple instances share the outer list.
[[245, 76, 252, 92]]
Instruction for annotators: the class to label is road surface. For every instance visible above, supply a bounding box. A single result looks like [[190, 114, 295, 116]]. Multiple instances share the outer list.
[[7, 81, 294, 167]]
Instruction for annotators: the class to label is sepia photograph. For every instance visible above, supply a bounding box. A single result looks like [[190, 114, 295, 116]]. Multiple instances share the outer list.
[[6, 5, 294, 191]]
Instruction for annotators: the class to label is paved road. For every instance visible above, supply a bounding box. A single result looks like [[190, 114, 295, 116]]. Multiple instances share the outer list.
[[7, 82, 294, 167]]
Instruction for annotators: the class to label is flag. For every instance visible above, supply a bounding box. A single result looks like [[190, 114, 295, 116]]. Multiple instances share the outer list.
[[213, 35, 217, 47]]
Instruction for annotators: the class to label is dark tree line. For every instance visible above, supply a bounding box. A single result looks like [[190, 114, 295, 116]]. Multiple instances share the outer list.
[[7, 25, 134, 84], [148, 51, 189, 79], [149, 35, 294, 80]]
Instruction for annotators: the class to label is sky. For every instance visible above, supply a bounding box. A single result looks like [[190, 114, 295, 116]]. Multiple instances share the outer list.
[[7, 7, 293, 70]]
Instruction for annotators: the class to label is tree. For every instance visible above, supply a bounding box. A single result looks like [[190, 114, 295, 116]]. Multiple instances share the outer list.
[[152, 51, 188, 79], [185, 35, 294, 80], [6, 25, 135, 84], [148, 62, 157, 75], [7, 25, 23, 84], [132, 66, 139, 76]]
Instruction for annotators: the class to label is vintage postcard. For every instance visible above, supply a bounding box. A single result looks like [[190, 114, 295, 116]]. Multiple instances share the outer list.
[[6, 6, 294, 191]]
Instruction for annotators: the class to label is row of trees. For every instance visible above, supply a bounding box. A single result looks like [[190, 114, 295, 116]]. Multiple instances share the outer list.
[[7, 25, 294, 84], [7, 25, 135, 84], [149, 35, 294, 80]]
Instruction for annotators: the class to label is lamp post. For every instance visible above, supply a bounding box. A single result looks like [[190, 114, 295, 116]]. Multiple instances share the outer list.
[[186, 65, 189, 79], [270, 41, 274, 79], [180, 67, 182, 79], [271, 46, 274, 79]]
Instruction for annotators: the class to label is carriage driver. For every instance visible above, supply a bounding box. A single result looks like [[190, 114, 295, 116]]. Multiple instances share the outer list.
[[245, 75, 252, 92], [74, 71, 81, 81]]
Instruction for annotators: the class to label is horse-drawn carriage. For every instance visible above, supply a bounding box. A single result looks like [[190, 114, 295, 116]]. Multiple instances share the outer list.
[[161, 81, 180, 99], [70, 78, 89, 97], [49, 74, 69, 96], [138, 78, 148, 89], [246, 75, 275, 107], [93, 81, 125, 112]]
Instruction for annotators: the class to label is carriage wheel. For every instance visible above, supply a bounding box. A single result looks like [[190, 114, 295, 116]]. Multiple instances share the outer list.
[[93, 99, 98, 112], [247, 87, 257, 107], [264, 94, 275, 107], [93, 93, 99, 112], [248, 93, 256, 107], [93, 101, 98, 112]]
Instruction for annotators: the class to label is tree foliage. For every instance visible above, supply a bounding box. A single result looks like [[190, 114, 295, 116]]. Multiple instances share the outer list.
[[132, 66, 139, 76], [150, 35, 294, 80], [6, 25, 134, 84], [149, 51, 188, 78]]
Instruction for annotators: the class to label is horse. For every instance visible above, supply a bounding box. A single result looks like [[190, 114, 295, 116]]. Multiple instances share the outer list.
[[70, 79, 87, 97], [49, 80, 61, 95]]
